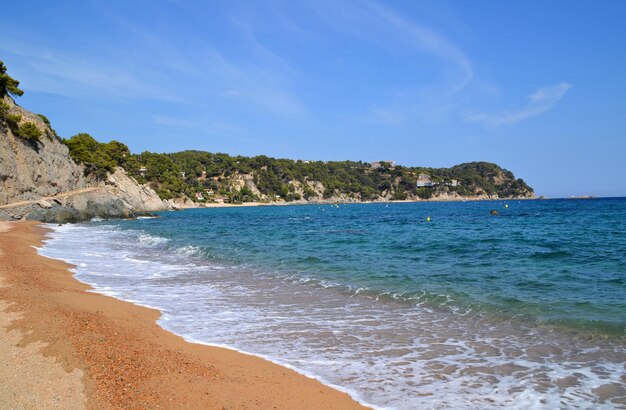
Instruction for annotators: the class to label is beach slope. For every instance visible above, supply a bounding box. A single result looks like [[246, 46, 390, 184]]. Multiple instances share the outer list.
[[0, 221, 364, 409]]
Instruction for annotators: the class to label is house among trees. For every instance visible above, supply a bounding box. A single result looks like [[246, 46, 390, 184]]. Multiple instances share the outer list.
[[194, 192, 204, 201], [416, 174, 461, 188], [370, 160, 396, 169], [416, 173, 435, 187]]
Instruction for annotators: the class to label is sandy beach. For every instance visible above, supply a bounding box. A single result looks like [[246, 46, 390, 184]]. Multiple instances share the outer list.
[[0, 221, 364, 409]]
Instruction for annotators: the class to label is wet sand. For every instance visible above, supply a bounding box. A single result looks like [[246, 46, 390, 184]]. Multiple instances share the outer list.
[[0, 221, 364, 409]]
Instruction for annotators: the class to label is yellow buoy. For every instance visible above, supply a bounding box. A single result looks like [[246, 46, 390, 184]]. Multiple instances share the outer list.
[[426, 216, 431, 222], [505, 204, 509, 208]]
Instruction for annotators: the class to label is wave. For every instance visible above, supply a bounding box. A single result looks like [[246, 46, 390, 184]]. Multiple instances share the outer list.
[[36, 221, 626, 409], [138, 233, 170, 246]]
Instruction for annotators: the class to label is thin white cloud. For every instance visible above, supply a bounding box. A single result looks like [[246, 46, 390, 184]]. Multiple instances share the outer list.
[[154, 116, 196, 128], [100, 7, 310, 119], [153, 115, 248, 137], [199, 47, 308, 119], [0, 34, 182, 103], [303, 0, 473, 126], [367, 1, 473, 97], [309, 0, 473, 97], [464, 83, 572, 127], [2, 1, 471, 127], [0, 12, 308, 119], [368, 105, 405, 126]]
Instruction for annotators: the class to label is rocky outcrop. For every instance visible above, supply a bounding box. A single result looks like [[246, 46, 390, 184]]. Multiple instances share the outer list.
[[0, 96, 88, 205], [106, 168, 169, 213], [165, 196, 196, 210], [0, 97, 170, 222]]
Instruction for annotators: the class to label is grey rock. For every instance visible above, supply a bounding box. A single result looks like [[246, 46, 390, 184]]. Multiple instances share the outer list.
[[0, 96, 171, 223], [37, 199, 52, 209]]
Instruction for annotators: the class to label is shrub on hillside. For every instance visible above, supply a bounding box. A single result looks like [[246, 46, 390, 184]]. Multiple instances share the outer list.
[[17, 122, 42, 142], [3, 113, 21, 134], [37, 113, 58, 139]]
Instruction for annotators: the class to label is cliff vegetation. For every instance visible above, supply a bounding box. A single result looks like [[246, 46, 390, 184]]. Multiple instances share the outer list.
[[62, 136, 534, 204], [2, 59, 534, 210]]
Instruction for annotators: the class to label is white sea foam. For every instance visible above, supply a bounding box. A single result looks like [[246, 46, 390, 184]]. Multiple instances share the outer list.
[[138, 233, 170, 246], [37, 223, 626, 409], [174, 245, 202, 256]]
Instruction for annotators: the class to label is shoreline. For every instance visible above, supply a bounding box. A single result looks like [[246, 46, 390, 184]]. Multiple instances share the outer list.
[[0, 221, 365, 409], [174, 195, 539, 210]]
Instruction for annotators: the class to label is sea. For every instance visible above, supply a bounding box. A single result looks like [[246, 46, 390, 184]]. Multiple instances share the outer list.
[[38, 198, 626, 409]]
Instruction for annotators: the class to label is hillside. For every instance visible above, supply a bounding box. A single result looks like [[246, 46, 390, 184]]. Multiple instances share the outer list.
[[0, 62, 169, 222], [0, 60, 534, 221], [60, 139, 534, 205]]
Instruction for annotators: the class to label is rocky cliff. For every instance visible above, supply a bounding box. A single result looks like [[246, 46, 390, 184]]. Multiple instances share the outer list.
[[0, 96, 170, 222]]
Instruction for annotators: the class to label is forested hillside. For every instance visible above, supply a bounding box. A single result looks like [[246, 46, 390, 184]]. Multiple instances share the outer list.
[[62, 135, 534, 204]]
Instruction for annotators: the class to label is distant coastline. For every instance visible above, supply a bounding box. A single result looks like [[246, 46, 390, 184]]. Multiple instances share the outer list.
[[169, 194, 539, 210]]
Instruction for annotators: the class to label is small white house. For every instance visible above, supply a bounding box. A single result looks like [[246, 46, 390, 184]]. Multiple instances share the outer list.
[[371, 160, 396, 169], [416, 173, 435, 188]]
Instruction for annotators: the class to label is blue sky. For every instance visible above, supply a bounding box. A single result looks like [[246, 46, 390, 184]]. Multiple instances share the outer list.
[[1, 0, 625, 197]]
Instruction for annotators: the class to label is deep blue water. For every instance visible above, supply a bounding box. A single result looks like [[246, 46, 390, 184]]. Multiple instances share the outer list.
[[39, 198, 626, 408]]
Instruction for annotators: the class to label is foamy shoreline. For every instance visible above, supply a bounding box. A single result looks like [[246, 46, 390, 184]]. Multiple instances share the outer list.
[[38, 222, 379, 409], [0, 221, 365, 409], [172, 195, 538, 209], [37, 207, 626, 409]]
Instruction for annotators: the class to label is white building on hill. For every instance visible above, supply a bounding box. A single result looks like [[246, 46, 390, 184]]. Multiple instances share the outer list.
[[370, 160, 396, 169], [416, 173, 435, 187]]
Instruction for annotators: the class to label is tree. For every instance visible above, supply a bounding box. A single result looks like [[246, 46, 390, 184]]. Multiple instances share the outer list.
[[63, 133, 100, 164], [0, 61, 24, 98]]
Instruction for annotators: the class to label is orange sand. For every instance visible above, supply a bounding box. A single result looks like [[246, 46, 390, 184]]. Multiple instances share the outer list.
[[0, 221, 365, 409]]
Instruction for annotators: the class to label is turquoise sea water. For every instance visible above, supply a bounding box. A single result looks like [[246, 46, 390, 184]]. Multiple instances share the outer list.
[[39, 199, 626, 408]]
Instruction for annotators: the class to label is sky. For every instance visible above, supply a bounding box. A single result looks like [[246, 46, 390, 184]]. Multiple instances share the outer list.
[[1, 0, 625, 197]]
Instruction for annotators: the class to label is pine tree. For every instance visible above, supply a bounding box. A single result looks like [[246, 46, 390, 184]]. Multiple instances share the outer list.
[[0, 61, 24, 98]]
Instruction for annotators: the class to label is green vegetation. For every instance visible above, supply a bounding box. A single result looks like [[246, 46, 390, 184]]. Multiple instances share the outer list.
[[0, 62, 55, 144], [0, 61, 23, 98], [63, 133, 137, 180], [37, 114, 59, 139], [17, 122, 42, 141], [4, 113, 21, 129], [0, 100, 8, 117], [62, 134, 533, 202]]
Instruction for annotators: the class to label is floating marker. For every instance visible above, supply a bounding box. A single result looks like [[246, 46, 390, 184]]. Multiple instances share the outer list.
[[505, 204, 509, 208], [426, 216, 431, 222]]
